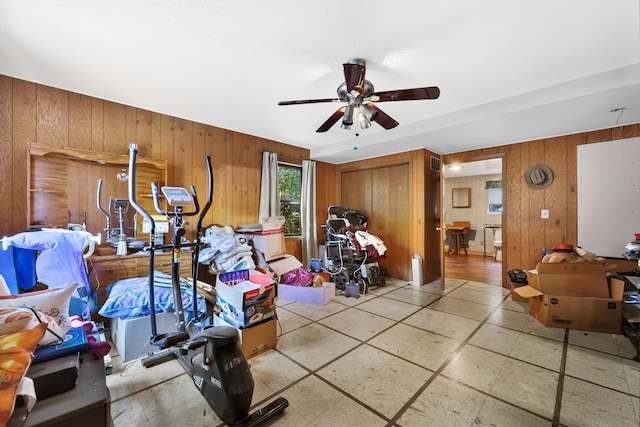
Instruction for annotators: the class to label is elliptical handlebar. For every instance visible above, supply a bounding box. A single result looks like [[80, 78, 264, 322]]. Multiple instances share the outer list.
[[128, 143, 155, 239]]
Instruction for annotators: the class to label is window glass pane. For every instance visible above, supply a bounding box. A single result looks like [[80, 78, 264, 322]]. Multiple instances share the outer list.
[[488, 187, 502, 214], [278, 164, 302, 235]]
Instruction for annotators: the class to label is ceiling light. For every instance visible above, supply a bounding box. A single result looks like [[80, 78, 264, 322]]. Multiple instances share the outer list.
[[358, 110, 371, 129], [341, 105, 354, 129], [360, 103, 378, 122], [449, 165, 463, 171]]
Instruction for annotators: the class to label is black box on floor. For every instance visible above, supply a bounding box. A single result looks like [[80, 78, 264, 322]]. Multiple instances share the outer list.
[[27, 352, 80, 400]]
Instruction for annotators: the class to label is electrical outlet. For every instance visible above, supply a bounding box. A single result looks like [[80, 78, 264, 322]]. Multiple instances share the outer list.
[[541, 209, 549, 219]]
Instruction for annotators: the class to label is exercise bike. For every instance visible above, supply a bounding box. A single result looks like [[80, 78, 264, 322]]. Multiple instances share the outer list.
[[127, 143, 288, 426]]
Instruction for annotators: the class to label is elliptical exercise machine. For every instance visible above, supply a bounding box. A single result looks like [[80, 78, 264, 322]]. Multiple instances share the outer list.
[[127, 143, 288, 426]]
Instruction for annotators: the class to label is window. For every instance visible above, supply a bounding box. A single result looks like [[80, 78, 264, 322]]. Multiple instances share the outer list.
[[278, 163, 301, 236], [486, 180, 502, 214]]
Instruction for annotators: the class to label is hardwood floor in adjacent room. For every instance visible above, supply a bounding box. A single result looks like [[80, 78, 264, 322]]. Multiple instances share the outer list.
[[445, 253, 503, 286]]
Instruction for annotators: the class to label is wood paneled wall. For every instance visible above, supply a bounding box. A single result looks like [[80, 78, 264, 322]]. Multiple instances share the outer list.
[[443, 124, 640, 285], [3, 74, 637, 285], [0, 76, 309, 246]]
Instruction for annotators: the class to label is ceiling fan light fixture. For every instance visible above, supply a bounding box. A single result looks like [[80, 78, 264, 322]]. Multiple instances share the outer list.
[[358, 110, 371, 129], [360, 103, 378, 121], [342, 104, 354, 128]]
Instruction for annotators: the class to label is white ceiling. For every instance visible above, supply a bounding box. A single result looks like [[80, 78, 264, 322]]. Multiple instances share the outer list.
[[1, 0, 639, 164]]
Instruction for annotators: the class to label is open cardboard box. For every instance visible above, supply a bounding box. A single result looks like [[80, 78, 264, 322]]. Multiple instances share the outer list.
[[269, 255, 336, 306], [525, 261, 614, 298], [514, 277, 624, 334], [215, 269, 276, 328]]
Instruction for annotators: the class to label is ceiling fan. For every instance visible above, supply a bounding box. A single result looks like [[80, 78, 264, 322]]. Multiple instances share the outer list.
[[278, 58, 440, 132]]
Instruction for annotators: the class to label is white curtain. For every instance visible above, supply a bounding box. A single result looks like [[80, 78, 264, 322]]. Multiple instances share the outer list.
[[301, 160, 317, 267], [259, 152, 280, 220]]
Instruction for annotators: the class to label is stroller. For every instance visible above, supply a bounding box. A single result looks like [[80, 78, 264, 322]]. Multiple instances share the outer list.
[[322, 206, 386, 296]]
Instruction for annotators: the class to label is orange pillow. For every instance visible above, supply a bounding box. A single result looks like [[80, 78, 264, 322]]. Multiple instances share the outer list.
[[0, 323, 47, 426]]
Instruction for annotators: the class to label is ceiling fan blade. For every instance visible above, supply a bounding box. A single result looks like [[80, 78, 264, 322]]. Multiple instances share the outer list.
[[368, 104, 399, 129], [316, 107, 345, 132], [371, 86, 440, 102], [343, 60, 366, 94], [278, 98, 340, 106]]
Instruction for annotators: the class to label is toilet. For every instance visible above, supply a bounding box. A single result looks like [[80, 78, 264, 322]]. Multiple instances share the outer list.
[[493, 228, 502, 261]]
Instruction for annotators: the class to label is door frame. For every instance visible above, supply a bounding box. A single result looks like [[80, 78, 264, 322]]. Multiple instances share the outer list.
[[441, 153, 506, 289]]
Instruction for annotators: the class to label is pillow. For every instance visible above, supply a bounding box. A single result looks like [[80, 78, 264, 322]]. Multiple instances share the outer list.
[[0, 307, 71, 346], [0, 283, 77, 325], [0, 323, 47, 426], [98, 273, 204, 319]]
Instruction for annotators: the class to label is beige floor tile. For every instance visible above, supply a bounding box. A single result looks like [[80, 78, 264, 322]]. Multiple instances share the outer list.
[[106, 354, 186, 401], [428, 296, 496, 321], [441, 345, 508, 392], [277, 299, 348, 322], [521, 317, 566, 342], [369, 323, 461, 371], [249, 349, 310, 403], [271, 376, 387, 427], [509, 332, 564, 371], [133, 373, 222, 426], [276, 322, 360, 370], [568, 329, 638, 358], [473, 395, 552, 427], [462, 281, 510, 296], [469, 323, 520, 355], [275, 306, 313, 334], [318, 344, 433, 419], [382, 286, 442, 307], [500, 297, 530, 313], [486, 307, 531, 330], [403, 307, 481, 341], [489, 358, 559, 419], [565, 345, 640, 396], [400, 375, 487, 425], [447, 286, 507, 307], [317, 306, 396, 341], [560, 376, 640, 427], [353, 295, 423, 321]]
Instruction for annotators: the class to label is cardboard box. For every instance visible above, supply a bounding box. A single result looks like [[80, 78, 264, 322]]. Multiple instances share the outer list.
[[510, 282, 529, 302], [215, 270, 276, 328], [269, 255, 303, 281], [111, 311, 176, 362], [213, 314, 277, 358], [526, 261, 611, 298], [277, 281, 336, 305], [514, 278, 624, 334], [242, 216, 286, 261]]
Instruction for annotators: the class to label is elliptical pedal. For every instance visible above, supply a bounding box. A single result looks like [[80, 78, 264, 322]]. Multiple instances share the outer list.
[[237, 397, 289, 427]]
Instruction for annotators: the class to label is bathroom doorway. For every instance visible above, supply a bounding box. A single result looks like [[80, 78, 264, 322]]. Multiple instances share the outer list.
[[442, 158, 503, 285]]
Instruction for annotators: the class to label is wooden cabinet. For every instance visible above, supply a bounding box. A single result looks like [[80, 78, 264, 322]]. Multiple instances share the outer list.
[[27, 143, 166, 239], [88, 251, 193, 320]]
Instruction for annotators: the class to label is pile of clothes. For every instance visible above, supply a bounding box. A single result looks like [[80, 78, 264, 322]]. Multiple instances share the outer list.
[[199, 225, 254, 272]]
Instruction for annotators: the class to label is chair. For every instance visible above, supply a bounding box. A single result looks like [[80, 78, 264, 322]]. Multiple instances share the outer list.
[[446, 221, 470, 255]]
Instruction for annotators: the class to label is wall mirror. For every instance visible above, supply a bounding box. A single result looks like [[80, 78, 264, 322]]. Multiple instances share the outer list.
[[452, 187, 471, 208]]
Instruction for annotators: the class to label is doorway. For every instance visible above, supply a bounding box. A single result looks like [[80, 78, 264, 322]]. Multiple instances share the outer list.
[[442, 158, 502, 286]]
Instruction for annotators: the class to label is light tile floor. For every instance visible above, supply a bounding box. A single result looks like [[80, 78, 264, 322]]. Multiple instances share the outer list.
[[105, 278, 640, 427]]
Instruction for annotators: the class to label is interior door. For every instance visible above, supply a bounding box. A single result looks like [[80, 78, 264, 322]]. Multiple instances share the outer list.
[[421, 154, 443, 286]]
